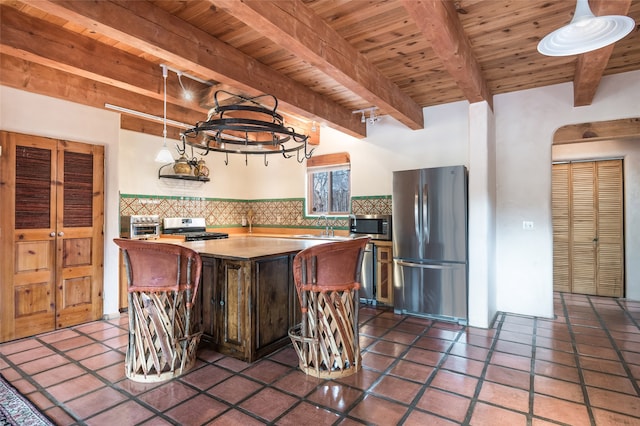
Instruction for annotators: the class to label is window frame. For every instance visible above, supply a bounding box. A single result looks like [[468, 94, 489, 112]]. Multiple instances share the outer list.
[[306, 152, 351, 216]]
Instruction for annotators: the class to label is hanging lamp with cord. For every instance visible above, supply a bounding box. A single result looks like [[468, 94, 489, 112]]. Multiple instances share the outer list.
[[537, 0, 635, 56], [181, 90, 313, 166], [154, 64, 175, 163]]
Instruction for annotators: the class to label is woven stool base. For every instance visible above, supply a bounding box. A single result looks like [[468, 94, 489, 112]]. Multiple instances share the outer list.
[[289, 322, 361, 379], [125, 291, 201, 383]]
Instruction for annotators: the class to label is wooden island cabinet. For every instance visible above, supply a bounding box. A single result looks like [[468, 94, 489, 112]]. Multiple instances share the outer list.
[[192, 237, 328, 362]]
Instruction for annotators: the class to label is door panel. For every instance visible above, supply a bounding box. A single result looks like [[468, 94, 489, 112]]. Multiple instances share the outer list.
[[596, 160, 624, 297], [421, 166, 467, 262], [552, 164, 570, 292], [392, 169, 421, 260], [255, 255, 290, 351], [552, 160, 624, 297], [395, 261, 467, 321], [2, 134, 57, 340], [56, 141, 104, 329], [0, 131, 104, 342]]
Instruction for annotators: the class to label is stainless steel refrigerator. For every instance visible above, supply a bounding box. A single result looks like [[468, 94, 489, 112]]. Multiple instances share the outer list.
[[392, 165, 468, 323]]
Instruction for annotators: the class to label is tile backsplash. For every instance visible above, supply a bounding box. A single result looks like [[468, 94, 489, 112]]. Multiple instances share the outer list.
[[120, 194, 391, 230]]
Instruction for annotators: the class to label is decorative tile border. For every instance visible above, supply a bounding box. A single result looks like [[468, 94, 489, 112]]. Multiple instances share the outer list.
[[119, 194, 392, 230]]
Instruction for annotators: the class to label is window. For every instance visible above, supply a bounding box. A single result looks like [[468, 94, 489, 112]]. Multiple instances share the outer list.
[[306, 153, 350, 215]]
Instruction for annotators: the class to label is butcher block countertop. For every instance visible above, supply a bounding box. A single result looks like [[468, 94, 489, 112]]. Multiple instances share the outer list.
[[178, 236, 330, 260]]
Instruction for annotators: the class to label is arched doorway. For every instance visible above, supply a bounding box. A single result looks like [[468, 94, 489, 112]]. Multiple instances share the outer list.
[[551, 118, 640, 297]]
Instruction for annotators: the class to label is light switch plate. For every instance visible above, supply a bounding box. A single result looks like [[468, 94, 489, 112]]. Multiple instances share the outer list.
[[523, 221, 534, 230]]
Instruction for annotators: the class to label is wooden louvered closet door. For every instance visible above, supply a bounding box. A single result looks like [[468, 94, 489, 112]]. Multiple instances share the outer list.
[[552, 160, 624, 297], [0, 131, 104, 342]]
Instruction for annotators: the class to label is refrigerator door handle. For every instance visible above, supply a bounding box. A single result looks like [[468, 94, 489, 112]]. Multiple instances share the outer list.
[[414, 184, 420, 239], [423, 183, 429, 244], [395, 259, 456, 270]]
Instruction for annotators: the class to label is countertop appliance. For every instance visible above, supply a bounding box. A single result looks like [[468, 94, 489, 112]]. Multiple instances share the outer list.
[[349, 215, 391, 304], [360, 242, 376, 303], [392, 165, 468, 324], [120, 215, 161, 240], [163, 217, 229, 241], [349, 214, 392, 241]]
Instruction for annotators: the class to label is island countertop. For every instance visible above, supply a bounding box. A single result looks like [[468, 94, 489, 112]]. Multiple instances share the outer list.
[[179, 236, 331, 260]]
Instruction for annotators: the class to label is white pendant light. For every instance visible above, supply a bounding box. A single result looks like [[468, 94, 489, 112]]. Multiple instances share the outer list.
[[155, 64, 175, 163], [537, 0, 635, 56]]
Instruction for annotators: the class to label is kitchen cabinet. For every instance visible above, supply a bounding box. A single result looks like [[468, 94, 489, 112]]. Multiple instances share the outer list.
[[375, 242, 393, 305], [200, 252, 300, 362], [0, 131, 104, 342]]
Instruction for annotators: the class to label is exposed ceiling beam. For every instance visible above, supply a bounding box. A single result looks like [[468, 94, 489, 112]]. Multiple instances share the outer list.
[[0, 53, 200, 131], [573, 0, 633, 107], [0, 5, 207, 112], [27, 0, 366, 138], [400, 0, 493, 109], [209, 0, 424, 130]]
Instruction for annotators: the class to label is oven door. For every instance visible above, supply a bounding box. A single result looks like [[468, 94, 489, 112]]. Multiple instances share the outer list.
[[131, 223, 160, 239]]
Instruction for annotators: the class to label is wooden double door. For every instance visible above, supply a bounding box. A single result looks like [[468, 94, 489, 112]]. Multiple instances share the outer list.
[[552, 159, 624, 297], [0, 131, 104, 342]]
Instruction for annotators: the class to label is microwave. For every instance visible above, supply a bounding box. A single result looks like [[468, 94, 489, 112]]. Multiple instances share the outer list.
[[349, 214, 392, 241], [120, 215, 161, 240]]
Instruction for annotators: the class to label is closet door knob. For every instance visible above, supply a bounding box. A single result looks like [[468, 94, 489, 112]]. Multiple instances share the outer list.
[[58, 231, 64, 237], [50, 232, 56, 237]]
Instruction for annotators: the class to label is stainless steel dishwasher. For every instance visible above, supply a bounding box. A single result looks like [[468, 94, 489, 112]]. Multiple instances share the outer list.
[[360, 242, 376, 304]]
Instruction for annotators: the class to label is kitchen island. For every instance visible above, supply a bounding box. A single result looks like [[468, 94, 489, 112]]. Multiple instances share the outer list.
[[182, 237, 331, 362]]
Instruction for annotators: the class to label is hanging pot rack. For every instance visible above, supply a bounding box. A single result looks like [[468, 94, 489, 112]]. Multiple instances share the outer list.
[[181, 91, 314, 166]]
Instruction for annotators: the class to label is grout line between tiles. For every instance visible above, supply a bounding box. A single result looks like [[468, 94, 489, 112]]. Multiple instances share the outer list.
[[462, 311, 505, 425], [586, 295, 640, 397], [561, 292, 597, 426]]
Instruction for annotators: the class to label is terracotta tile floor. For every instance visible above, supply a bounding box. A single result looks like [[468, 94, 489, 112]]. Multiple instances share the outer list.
[[2, 292, 640, 425]]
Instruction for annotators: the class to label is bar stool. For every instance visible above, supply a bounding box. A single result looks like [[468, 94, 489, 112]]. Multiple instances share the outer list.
[[288, 237, 370, 378], [114, 239, 202, 382]]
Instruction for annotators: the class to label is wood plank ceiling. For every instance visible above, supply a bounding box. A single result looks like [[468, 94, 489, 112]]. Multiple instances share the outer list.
[[1, 0, 638, 140]]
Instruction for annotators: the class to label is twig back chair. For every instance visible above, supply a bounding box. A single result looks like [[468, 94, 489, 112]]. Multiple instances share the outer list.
[[288, 237, 370, 378], [114, 239, 202, 382]]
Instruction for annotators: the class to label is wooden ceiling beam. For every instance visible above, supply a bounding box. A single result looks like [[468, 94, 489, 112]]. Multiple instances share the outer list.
[[573, 0, 632, 107], [28, 0, 365, 138], [0, 5, 207, 113], [0, 54, 199, 135], [209, 0, 424, 130], [400, 0, 493, 109]]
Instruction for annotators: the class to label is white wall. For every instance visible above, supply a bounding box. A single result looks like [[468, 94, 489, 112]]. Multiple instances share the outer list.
[[494, 70, 640, 318], [0, 86, 121, 316], [240, 100, 471, 199], [119, 130, 251, 199], [2, 69, 638, 322], [468, 102, 497, 328], [553, 138, 640, 300]]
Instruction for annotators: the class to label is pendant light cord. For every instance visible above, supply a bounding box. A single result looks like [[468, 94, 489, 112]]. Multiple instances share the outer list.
[[162, 64, 168, 144]]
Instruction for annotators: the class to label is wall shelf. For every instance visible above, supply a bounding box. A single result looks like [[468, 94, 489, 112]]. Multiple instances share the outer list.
[[159, 173, 210, 182], [158, 163, 210, 182]]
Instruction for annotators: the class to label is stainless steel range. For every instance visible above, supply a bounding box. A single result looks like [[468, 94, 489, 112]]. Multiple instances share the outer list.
[[163, 217, 229, 241]]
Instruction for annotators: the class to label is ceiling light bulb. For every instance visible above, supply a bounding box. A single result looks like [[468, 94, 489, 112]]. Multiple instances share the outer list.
[[155, 146, 174, 163], [176, 71, 194, 101], [537, 0, 635, 56]]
